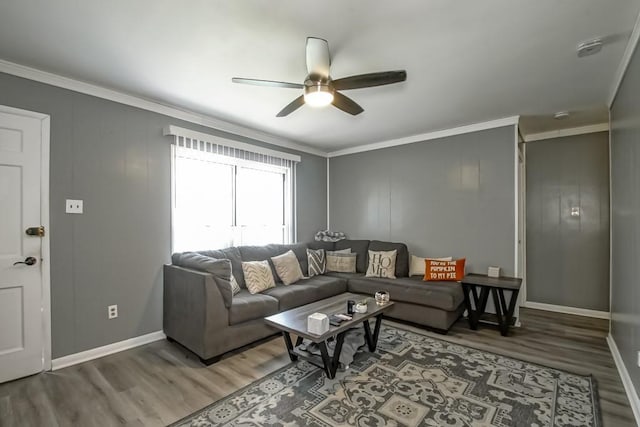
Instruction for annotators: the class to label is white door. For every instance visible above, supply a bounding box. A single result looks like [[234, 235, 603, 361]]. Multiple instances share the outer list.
[[0, 107, 48, 383]]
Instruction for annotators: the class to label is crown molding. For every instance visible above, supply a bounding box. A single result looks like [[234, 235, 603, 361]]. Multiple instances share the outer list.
[[0, 59, 327, 157], [523, 123, 609, 142], [327, 116, 520, 158], [609, 9, 640, 108]]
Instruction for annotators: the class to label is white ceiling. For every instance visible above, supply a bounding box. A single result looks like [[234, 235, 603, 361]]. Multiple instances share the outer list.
[[0, 0, 638, 152]]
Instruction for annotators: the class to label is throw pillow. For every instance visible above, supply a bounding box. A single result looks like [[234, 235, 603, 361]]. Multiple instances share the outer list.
[[230, 274, 241, 295], [271, 250, 304, 285], [242, 260, 276, 294], [424, 258, 466, 281], [326, 252, 357, 273], [409, 255, 453, 276], [307, 248, 326, 277], [366, 250, 398, 278], [174, 252, 237, 308]]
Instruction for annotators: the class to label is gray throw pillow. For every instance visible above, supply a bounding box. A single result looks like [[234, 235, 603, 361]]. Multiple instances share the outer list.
[[174, 252, 238, 308], [307, 248, 326, 277]]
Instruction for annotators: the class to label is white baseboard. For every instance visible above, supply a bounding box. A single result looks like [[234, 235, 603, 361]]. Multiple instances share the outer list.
[[522, 301, 611, 319], [51, 330, 166, 370], [607, 334, 640, 425]]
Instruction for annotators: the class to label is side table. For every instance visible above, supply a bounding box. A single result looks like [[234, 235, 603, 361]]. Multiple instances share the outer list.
[[461, 273, 522, 336]]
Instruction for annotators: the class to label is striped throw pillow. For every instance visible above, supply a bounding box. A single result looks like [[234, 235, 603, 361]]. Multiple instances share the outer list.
[[242, 260, 276, 294], [307, 248, 326, 277]]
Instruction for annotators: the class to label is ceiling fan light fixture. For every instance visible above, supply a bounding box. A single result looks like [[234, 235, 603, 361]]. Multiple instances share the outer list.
[[304, 81, 334, 107]]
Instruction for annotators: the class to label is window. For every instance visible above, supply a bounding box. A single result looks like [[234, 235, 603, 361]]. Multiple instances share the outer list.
[[168, 126, 298, 252]]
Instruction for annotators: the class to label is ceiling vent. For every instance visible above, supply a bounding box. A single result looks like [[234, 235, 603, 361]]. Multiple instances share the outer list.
[[577, 39, 603, 57]]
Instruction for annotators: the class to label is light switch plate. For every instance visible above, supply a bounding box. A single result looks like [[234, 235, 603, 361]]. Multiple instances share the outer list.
[[66, 199, 83, 214]]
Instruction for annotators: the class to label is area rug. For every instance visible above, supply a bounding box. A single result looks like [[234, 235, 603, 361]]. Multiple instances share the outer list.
[[171, 325, 601, 427]]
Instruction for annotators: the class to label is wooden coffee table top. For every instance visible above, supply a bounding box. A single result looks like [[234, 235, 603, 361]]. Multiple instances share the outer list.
[[264, 292, 393, 343]]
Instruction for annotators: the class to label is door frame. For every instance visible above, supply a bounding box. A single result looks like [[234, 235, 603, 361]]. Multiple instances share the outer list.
[[0, 104, 51, 371]]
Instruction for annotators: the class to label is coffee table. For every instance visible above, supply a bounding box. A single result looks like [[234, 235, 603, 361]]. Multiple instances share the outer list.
[[264, 292, 394, 379]]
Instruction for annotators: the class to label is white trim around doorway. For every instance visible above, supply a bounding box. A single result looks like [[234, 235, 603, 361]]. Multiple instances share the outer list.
[[0, 104, 51, 371]]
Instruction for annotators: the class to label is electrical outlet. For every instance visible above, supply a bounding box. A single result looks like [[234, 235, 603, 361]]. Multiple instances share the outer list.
[[65, 199, 83, 214], [108, 304, 118, 319]]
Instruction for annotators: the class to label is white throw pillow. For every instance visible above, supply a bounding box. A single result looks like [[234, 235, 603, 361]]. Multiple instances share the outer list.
[[409, 255, 453, 276], [366, 250, 398, 278], [242, 260, 276, 294], [271, 250, 304, 285]]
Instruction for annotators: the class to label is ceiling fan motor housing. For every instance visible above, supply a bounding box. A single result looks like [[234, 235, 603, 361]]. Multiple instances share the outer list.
[[304, 75, 334, 107]]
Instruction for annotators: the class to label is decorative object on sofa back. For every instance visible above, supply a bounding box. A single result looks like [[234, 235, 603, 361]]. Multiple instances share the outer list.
[[306, 248, 326, 277], [424, 258, 466, 281], [366, 250, 398, 278], [271, 250, 304, 285], [409, 255, 453, 276], [242, 260, 276, 294], [314, 230, 346, 242]]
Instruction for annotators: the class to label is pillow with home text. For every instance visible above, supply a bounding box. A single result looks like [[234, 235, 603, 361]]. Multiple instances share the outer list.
[[423, 258, 465, 281]]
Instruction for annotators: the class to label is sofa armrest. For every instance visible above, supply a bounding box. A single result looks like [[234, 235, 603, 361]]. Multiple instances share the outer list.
[[163, 264, 228, 358]]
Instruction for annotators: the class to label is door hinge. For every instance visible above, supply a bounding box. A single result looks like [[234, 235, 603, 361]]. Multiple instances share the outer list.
[[26, 226, 45, 237]]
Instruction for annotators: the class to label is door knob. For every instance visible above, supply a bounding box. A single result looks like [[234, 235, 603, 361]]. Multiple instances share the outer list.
[[13, 257, 37, 266]]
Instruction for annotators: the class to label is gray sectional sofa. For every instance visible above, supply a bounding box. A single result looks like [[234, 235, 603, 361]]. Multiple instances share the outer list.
[[163, 239, 465, 364]]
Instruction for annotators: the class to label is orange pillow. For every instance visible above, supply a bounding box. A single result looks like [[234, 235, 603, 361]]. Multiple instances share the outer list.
[[423, 258, 465, 281]]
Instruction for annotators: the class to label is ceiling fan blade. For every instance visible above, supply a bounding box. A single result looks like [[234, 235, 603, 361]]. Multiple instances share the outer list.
[[276, 95, 305, 117], [306, 37, 331, 78], [332, 70, 407, 90], [332, 92, 364, 115], [232, 77, 303, 89]]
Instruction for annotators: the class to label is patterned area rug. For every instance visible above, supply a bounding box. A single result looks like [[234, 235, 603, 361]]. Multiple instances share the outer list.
[[172, 325, 601, 427]]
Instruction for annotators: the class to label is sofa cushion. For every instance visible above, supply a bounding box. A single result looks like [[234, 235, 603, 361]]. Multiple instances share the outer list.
[[301, 275, 348, 300], [307, 241, 336, 251], [229, 290, 279, 325], [335, 240, 370, 273], [262, 282, 321, 311], [198, 247, 245, 288], [368, 241, 409, 277], [347, 276, 464, 312], [324, 271, 366, 281]]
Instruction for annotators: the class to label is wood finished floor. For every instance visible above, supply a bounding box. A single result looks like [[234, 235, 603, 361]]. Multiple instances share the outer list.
[[0, 308, 635, 427]]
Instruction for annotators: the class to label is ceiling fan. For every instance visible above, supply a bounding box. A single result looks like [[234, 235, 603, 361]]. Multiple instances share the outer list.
[[232, 37, 407, 117]]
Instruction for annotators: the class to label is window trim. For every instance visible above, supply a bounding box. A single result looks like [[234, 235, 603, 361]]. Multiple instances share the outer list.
[[170, 144, 294, 252]]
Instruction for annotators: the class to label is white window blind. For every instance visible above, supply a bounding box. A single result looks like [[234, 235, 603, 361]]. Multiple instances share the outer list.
[[165, 126, 299, 252]]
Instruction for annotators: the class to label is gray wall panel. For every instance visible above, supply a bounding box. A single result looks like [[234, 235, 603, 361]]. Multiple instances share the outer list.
[[0, 72, 326, 357], [610, 37, 640, 398], [525, 132, 609, 311], [329, 126, 516, 276]]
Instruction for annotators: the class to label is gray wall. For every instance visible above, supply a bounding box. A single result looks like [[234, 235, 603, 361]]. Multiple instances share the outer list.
[[329, 125, 516, 276], [0, 72, 327, 358], [610, 38, 640, 397], [526, 132, 610, 311]]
